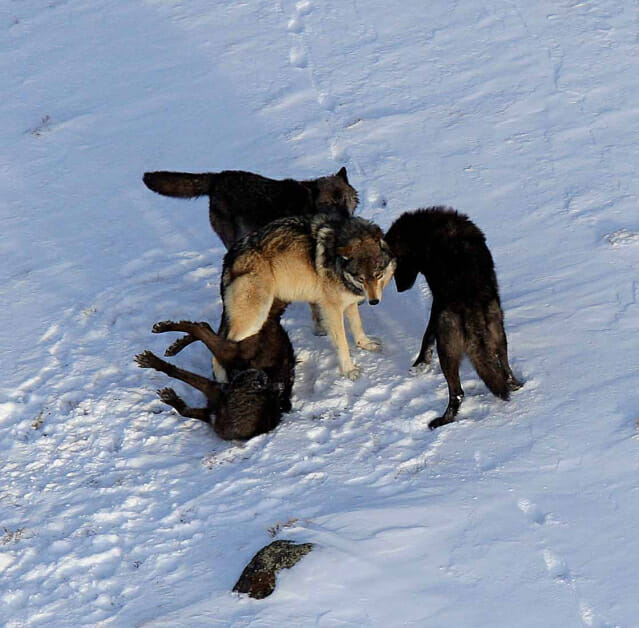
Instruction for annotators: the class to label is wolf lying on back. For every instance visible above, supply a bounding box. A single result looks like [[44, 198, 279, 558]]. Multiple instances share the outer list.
[[218, 214, 396, 381], [135, 300, 294, 440], [385, 207, 522, 429], [143, 167, 359, 335]]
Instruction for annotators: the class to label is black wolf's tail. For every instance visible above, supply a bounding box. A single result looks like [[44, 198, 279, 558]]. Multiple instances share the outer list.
[[464, 302, 512, 400], [143, 171, 213, 198]]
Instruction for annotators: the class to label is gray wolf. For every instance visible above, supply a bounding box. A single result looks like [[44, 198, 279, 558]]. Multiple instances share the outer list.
[[219, 214, 396, 380], [135, 300, 294, 440], [385, 207, 522, 429], [142, 166, 359, 334]]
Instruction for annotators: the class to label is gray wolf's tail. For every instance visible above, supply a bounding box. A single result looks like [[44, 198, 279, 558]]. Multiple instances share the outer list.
[[464, 303, 512, 400], [143, 171, 213, 198]]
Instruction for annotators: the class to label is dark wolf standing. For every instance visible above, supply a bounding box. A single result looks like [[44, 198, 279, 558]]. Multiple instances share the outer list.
[[135, 300, 295, 440], [218, 214, 396, 381], [142, 167, 359, 335], [142, 167, 359, 247], [385, 207, 522, 429]]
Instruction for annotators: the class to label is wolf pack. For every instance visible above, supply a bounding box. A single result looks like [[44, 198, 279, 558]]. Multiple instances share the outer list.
[[136, 167, 522, 439]]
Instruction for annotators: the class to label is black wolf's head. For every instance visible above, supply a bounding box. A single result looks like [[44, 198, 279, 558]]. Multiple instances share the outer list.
[[310, 167, 359, 215], [384, 216, 420, 292], [221, 369, 281, 437]]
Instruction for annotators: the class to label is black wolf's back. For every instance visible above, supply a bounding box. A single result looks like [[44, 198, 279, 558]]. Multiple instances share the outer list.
[[388, 207, 499, 306]]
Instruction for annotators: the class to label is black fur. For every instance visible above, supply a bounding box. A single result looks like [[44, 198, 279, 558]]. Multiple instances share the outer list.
[[385, 207, 522, 429], [135, 301, 295, 440], [142, 168, 358, 249]]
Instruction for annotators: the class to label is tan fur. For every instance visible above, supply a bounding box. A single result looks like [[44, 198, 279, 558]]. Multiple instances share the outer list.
[[219, 218, 395, 380]]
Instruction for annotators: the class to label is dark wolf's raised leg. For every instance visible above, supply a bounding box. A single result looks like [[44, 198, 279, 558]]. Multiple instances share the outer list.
[[135, 350, 220, 400], [428, 313, 465, 430], [413, 304, 438, 367], [152, 321, 244, 367], [164, 334, 197, 357], [157, 387, 212, 423]]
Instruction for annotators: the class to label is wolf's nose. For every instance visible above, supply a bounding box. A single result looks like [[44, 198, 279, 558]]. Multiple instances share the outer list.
[[368, 298, 379, 305]]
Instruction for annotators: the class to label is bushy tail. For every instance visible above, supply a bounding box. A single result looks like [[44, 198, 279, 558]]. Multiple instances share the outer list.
[[464, 304, 512, 400], [143, 171, 213, 198]]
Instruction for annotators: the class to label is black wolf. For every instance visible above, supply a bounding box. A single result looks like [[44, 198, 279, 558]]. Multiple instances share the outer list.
[[385, 207, 522, 429], [142, 167, 359, 334], [135, 300, 294, 440], [142, 168, 358, 247]]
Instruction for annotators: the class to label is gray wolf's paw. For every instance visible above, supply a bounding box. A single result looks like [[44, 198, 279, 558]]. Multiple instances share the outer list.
[[357, 336, 382, 352], [313, 324, 328, 337], [343, 365, 363, 381]]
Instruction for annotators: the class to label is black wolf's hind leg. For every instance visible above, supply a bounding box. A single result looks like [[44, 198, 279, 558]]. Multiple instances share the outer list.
[[157, 388, 211, 423], [428, 317, 464, 430], [154, 320, 241, 366], [135, 350, 219, 398], [506, 369, 523, 392], [493, 326, 523, 392], [152, 321, 202, 356], [413, 307, 437, 368], [164, 334, 197, 356]]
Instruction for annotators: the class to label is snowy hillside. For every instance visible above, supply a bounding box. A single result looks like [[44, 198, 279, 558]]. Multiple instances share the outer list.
[[1, 0, 638, 625]]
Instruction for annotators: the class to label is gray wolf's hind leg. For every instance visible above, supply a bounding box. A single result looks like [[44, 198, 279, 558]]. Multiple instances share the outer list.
[[310, 304, 327, 336]]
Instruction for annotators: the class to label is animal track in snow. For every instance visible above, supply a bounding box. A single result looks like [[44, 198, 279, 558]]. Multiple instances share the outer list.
[[605, 228, 639, 247], [282, 0, 361, 170], [516, 498, 615, 627], [289, 46, 308, 68], [517, 497, 549, 525]]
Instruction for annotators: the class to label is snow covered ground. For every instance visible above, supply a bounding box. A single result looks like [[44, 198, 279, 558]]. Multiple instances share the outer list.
[[1, 0, 638, 625]]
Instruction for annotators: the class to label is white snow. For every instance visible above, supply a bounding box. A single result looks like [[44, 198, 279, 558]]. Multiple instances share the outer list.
[[2, 0, 639, 626]]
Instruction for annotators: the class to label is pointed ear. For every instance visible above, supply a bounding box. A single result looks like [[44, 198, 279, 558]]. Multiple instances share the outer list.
[[336, 166, 348, 183]]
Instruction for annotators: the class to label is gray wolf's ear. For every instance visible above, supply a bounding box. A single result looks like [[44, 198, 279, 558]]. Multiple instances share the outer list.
[[336, 166, 348, 183], [393, 259, 419, 292]]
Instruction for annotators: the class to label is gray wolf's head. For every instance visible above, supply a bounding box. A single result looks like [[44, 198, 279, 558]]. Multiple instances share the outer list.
[[337, 218, 396, 305]]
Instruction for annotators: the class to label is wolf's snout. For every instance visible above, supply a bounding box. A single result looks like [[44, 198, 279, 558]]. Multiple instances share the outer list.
[[368, 298, 380, 306]]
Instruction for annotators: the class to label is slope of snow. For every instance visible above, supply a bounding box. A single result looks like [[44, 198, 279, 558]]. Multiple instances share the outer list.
[[1, 0, 638, 626]]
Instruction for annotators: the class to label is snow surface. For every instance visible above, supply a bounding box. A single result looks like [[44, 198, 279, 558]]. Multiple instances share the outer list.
[[1, 0, 639, 625]]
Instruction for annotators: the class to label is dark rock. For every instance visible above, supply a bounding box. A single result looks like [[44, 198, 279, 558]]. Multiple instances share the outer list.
[[233, 540, 314, 599]]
